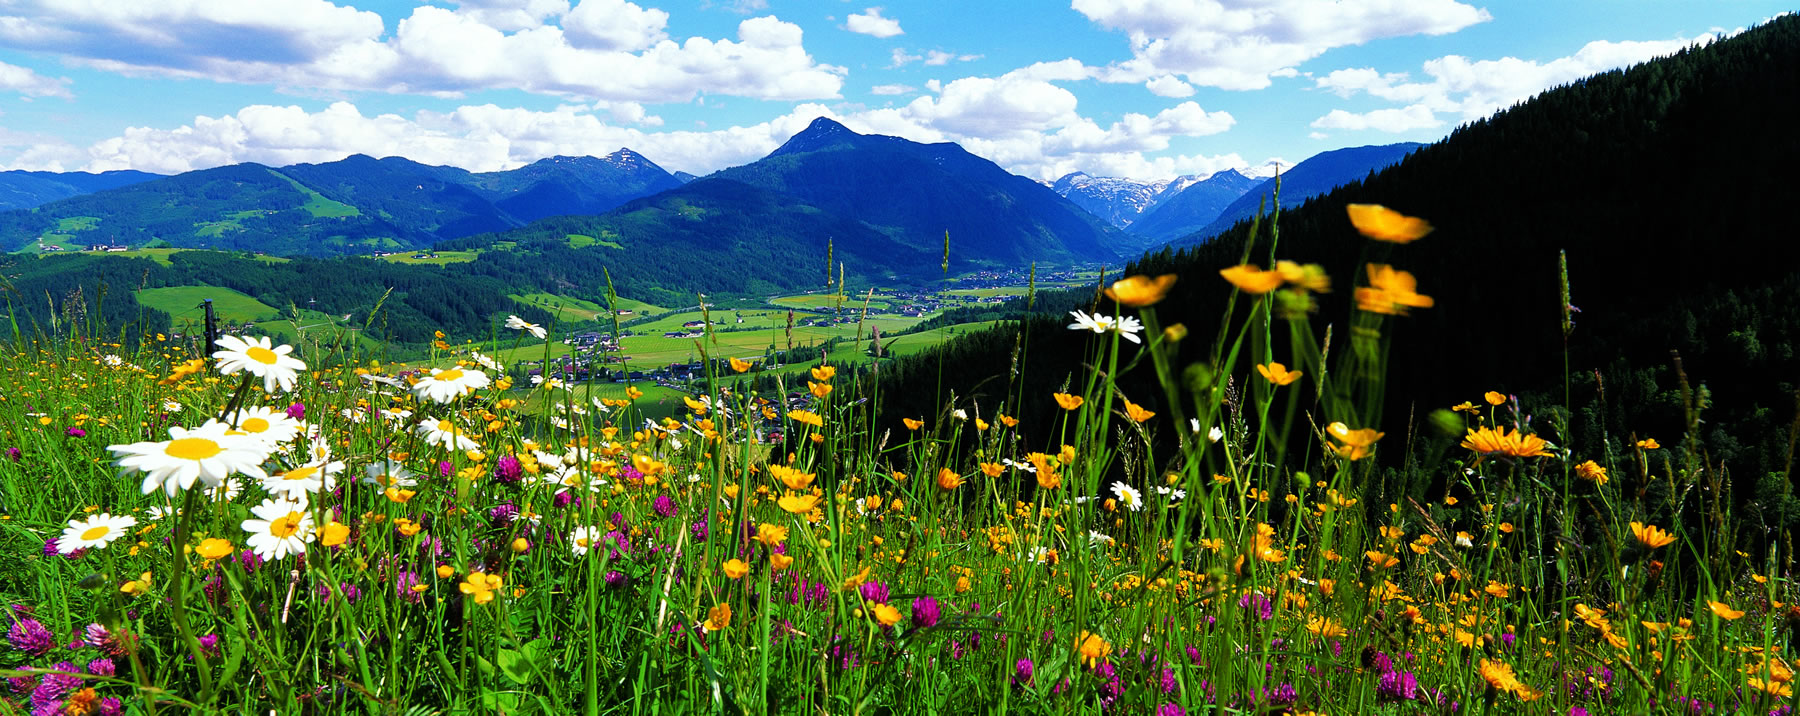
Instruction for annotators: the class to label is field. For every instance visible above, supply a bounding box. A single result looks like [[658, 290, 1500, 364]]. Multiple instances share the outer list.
[[0, 209, 1789, 716], [135, 285, 281, 324], [378, 250, 481, 265]]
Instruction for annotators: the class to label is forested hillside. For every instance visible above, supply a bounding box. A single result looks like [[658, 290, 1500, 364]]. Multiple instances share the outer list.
[[874, 15, 1800, 491]]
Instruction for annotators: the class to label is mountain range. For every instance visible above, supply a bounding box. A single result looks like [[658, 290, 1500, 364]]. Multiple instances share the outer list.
[[0, 148, 686, 255], [0, 169, 163, 211]]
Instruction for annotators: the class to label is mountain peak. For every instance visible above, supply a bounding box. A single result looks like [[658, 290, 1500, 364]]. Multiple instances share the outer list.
[[768, 117, 861, 157]]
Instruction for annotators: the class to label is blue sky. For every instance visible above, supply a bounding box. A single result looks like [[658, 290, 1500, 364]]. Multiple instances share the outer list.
[[0, 1, 1786, 181]]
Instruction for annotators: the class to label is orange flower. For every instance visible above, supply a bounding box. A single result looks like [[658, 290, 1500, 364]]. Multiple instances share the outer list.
[[1053, 392, 1084, 410], [722, 559, 750, 579], [1328, 422, 1384, 461], [705, 602, 732, 631], [1574, 460, 1609, 486], [1275, 260, 1331, 293], [1077, 631, 1111, 667], [1306, 616, 1347, 638], [903, 418, 924, 430], [1036, 468, 1062, 490], [980, 462, 1006, 477], [809, 381, 833, 398], [1484, 391, 1507, 406], [769, 464, 815, 491], [1104, 273, 1178, 307], [770, 553, 794, 571], [1219, 264, 1284, 294], [1460, 426, 1550, 459], [1355, 264, 1434, 315], [729, 357, 753, 373], [1638, 437, 1660, 449], [936, 468, 963, 490], [1630, 522, 1675, 549], [998, 414, 1019, 427], [1256, 362, 1302, 386], [788, 410, 823, 427], [1709, 600, 1745, 620], [1366, 551, 1400, 569], [195, 538, 234, 560], [319, 523, 350, 548], [810, 365, 837, 382], [1122, 399, 1156, 423], [1346, 204, 1433, 243], [755, 523, 789, 547], [872, 602, 903, 626], [778, 493, 821, 514]]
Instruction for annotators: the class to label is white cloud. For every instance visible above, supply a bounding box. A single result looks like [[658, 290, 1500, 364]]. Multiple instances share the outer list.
[[562, 0, 668, 51], [0, 1, 842, 103], [888, 48, 922, 68], [1145, 75, 1195, 97], [0, 60, 72, 99], [1309, 104, 1442, 132], [845, 8, 903, 38], [869, 84, 916, 96], [444, 0, 570, 32], [1311, 34, 1717, 131], [1073, 0, 1491, 90], [890, 48, 981, 68]]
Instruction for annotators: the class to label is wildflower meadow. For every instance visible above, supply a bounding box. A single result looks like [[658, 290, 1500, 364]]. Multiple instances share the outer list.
[[1, 204, 1792, 715]]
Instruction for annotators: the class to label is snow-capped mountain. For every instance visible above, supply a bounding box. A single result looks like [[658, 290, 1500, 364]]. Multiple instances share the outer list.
[[1049, 172, 1203, 229]]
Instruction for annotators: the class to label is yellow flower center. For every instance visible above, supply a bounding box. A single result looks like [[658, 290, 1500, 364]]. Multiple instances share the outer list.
[[437, 420, 457, 432], [165, 437, 222, 460], [269, 512, 304, 538], [246, 346, 280, 365], [283, 466, 318, 481], [435, 368, 464, 382], [241, 417, 270, 433], [80, 525, 110, 540]]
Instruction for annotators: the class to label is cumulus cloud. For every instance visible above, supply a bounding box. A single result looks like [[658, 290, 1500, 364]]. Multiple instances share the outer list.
[[443, 0, 570, 32], [0, 60, 72, 98], [889, 48, 981, 68], [845, 8, 903, 38], [0, 0, 843, 102], [1144, 75, 1195, 97], [1309, 104, 1442, 132], [869, 84, 916, 96], [1073, 0, 1491, 90], [1310, 34, 1717, 132]]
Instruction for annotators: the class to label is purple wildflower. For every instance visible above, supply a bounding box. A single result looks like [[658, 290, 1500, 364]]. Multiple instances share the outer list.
[[911, 596, 941, 628], [286, 402, 306, 419], [6, 618, 54, 656], [653, 495, 678, 519], [858, 581, 890, 604], [64, 427, 85, 438]]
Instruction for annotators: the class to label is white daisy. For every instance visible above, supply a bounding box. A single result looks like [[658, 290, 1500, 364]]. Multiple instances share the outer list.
[[262, 459, 344, 500], [416, 418, 480, 451], [101, 354, 123, 367], [216, 406, 302, 448], [505, 315, 547, 339], [363, 460, 419, 488], [1003, 458, 1036, 473], [212, 335, 307, 393], [413, 366, 490, 404], [338, 407, 368, 424], [57, 513, 137, 552], [469, 351, 503, 371], [1088, 530, 1115, 547], [1066, 310, 1142, 344], [359, 373, 401, 387], [380, 407, 414, 423], [163, 401, 183, 413], [569, 525, 603, 556], [145, 505, 180, 521], [206, 477, 243, 503], [110, 424, 270, 497], [531, 374, 565, 390], [1109, 481, 1145, 512], [241, 497, 313, 561]]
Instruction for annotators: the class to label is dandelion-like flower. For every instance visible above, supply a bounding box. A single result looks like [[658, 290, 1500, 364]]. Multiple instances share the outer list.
[[413, 366, 491, 404], [109, 423, 270, 497], [1630, 521, 1675, 549], [241, 497, 313, 561], [212, 335, 307, 393], [505, 315, 547, 339]]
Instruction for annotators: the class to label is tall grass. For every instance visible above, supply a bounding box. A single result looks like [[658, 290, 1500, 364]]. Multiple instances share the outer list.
[[0, 204, 1790, 715]]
